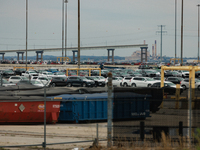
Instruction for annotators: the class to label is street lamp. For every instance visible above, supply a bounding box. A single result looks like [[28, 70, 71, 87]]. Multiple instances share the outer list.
[[62, 0, 65, 64], [78, 0, 80, 69], [65, 0, 68, 58], [180, 0, 183, 66], [175, 0, 177, 65], [26, 0, 28, 70], [197, 4, 200, 64]]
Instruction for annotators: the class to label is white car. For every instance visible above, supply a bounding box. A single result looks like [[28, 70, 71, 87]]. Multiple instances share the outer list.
[[0, 79, 16, 87], [8, 76, 28, 84], [31, 76, 51, 86], [21, 71, 38, 78], [181, 78, 200, 90], [178, 70, 189, 78], [121, 77, 132, 87], [105, 77, 123, 87], [129, 77, 158, 87], [94, 76, 106, 82], [53, 72, 66, 77], [39, 72, 55, 78]]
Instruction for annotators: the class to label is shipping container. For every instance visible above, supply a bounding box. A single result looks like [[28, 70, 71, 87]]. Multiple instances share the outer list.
[[0, 100, 60, 124], [50, 92, 151, 123]]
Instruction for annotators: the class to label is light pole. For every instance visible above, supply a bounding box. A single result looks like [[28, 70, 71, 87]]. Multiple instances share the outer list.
[[65, 0, 68, 58], [26, 0, 28, 70], [181, 0, 183, 66], [62, 0, 65, 64], [175, 0, 177, 65], [197, 4, 200, 64], [78, 0, 80, 69]]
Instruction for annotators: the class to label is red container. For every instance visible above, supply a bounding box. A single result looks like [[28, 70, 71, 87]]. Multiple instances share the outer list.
[[0, 101, 60, 124]]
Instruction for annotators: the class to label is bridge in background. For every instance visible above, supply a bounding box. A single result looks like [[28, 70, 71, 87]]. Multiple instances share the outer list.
[[0, 44, 148, 62]]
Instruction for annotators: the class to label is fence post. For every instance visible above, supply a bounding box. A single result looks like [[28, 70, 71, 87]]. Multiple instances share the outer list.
[[43, 83, 47, 149], [0, 73, 2, 86], [179, 121, 183, 136], [140, 121, 145, 141], [96, 123, 99, 147], [107, 72, 112, 148]]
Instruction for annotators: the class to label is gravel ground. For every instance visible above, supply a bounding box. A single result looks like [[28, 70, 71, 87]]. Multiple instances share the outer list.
[[0, 123, 107, 150]]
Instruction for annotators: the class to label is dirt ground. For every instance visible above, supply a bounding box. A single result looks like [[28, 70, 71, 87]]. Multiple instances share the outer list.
[[0, 123, 107, 150]]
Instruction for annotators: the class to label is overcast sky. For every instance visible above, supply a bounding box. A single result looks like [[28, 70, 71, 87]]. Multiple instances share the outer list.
[[0, 0, 199, 58]]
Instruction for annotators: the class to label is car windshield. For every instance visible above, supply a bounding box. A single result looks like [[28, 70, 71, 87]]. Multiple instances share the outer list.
[[99, 76, 105, 79], [51, 69, 58, 72], [5, 70, 13, 73], [47, 72, 53, 75], [57, 72, 65, 75], [195, 79, 200, 82], [118, 77, 123, 80], [146, 78, 155, 81], [29, 71, 36, 74], [167, 82, 176, 86]]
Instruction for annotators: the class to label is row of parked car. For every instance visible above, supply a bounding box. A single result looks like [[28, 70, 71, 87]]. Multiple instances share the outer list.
[[0, 68, 199, 94]]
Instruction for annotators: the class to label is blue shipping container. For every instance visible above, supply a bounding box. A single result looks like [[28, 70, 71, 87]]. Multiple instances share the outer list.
[[50, 92, 151, 123]]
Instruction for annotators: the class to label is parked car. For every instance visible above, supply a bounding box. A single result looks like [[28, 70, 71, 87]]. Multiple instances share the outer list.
[[0, 79, 16, 87], [165, 77, 184, 84], [21, 70, 38, 78], [8, 76, 28, 84], [151, 81, 183, 95], [85, 76, 105, 87], [138, 65, 152, 69], [66, 76, 95, 87], [2, 69, 16, 78], [14, 68, 26, 76], [105, 77, 123, 87], [39, 72, 55, 78], [16, 80, 44, 87], [121, 77, 132, 87], [49, 77, 68, 87], [53, 72, 66, 77], [140, 70, 157, 77], [180, 78, 200, 90], [31, 76, 51, 86], [129, 77, 158, 87], [47, 68, 59, 73], [153, 77, 166, 81], [165, 71, 182, 77], [178, 70, 189, 78]]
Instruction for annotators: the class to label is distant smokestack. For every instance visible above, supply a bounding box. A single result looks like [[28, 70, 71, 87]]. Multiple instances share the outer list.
[[155, 40, 157, 57], [144, 40, 146, 44], [152, 44, 154, 58]]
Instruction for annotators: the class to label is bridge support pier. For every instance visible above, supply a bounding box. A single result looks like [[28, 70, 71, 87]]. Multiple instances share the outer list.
[[107, 49, 115, 63], [36, 51, 44, 62], [72, 50, 78, 62], [140, 47, 148, 63], [0, 53, 5, 61], [17, 52, 24, 61]]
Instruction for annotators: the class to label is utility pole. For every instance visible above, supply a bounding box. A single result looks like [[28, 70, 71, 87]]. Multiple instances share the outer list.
[[156, 25, 167, 63], [175, 0, 177, 65], [78, 0, 80, 69], [181, 0, 183, 66], [65, 0, 68, 58], [62, 0, 64, 64], [197, 4, 200, 64], [25, 0, 28, 71]]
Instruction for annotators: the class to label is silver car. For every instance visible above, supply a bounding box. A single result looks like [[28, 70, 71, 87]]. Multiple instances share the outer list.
[[181, 78, 200, 90]]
